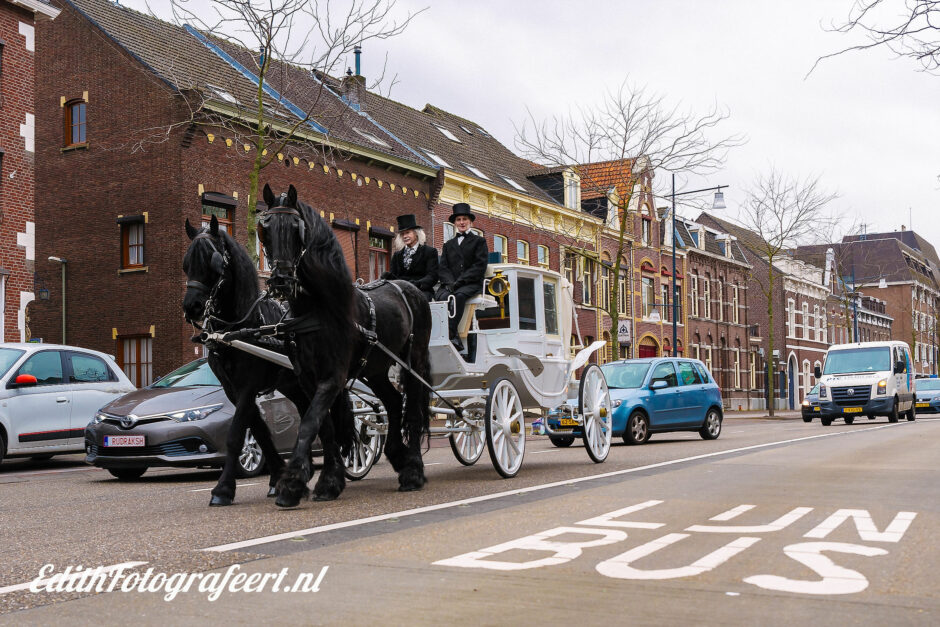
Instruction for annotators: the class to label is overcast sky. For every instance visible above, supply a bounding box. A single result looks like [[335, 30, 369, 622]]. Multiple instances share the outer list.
[[127, 0, 939, 247]]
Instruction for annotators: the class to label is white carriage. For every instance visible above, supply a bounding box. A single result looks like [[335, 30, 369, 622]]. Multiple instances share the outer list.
[[348, 262, 613, 479]]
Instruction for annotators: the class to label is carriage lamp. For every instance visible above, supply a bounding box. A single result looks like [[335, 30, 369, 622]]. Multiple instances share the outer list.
[[169, 403, 224, 422], [488, 270, 510, 319]]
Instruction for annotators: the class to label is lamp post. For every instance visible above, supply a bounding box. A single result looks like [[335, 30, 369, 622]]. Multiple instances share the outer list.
[[48, 256, 67, 344], [670, 174, 727, 356]]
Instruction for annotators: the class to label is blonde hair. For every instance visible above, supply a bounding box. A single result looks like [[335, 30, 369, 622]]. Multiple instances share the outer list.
[[392, 227, 426, 253]]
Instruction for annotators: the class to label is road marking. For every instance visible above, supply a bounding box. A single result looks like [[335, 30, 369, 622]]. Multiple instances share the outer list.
[[189, 482, 260, 492], [201, 422, 913, 553], [0, 562, 148, 596], [4, 466, 96, 478], [531, 449, 563, 454]]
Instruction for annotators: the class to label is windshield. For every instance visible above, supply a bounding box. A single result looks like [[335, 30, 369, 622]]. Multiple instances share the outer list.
[[151, 359, 219, 388], [823, 347, 891, 375], [917, 379, 940, 391], [601, 362, 651, 389], [0, 348, 25, 379]]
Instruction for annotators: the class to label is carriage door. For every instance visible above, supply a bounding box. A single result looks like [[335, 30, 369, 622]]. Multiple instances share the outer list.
[[516, 275, 542, 356]]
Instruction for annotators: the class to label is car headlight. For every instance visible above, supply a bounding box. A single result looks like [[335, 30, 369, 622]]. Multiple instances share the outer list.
[[168, 403, 224, 422], [877, 379, 887, 395], [93, 412, 106, 424], [801, 400, 809, 407], [819, 385, 827, 399]]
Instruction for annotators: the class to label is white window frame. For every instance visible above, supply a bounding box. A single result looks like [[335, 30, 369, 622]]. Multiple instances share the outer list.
[[734, 349, 741, 388], [493, 234, 508, 260], [501, 175, 526, 192], [732, 284, 739, 323], [422, 148, 451, 168], [787, 298, 795, 338], [716, 280, 724, 322], [703, 276, 711, 319], [434, 124, 461, 142], [516, 240, 529, 265], [537, 245, 550, 268], [461, 162, 490, 180], [690, 274, 699, 317]]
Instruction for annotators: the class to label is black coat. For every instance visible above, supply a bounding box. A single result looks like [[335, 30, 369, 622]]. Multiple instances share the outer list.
[[437, 231, 488, 297], [384, 244, 438, 299]]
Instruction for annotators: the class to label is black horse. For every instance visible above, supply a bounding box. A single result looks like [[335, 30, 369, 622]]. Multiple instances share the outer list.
[[258, 183, 432, 504], [182, 216, 349, 506]]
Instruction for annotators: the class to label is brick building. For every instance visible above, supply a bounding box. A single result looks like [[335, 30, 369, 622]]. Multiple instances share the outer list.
[[0, 0, 58, 342], [698, 212, 829, 409], [674, 217, 762, 408], [31, 0, 435, 383]]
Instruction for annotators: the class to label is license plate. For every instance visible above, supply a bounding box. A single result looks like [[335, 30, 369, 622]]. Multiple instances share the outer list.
[[558, 418, 579, 427], [916, 402, 930, 408], [104, 435, 145, 447], [844, 407, 863, 414], [813, 407, 820, 412]]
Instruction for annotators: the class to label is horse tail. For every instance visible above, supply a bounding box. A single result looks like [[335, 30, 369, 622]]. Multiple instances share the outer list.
[[331, 389, 355, 458]]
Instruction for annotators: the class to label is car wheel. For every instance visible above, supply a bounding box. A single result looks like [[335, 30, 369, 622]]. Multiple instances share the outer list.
[[549, 435, 576, 448], [821, 417, 832, 426], [888, 398, 899, 423], [699, 408, 722, 440], [906, 403, 916, 422], [623, 411, 650, 445], [108, 467, 147, 480], [844, 415, 855, 425], [236, 429, 265, 478], [802, 416, 812, 423]]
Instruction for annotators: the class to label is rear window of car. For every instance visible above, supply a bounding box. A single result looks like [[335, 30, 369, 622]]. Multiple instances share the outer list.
[[152, 360, 220, 388], [694, 362, 712, 383], [677, 361, 703, 386], [69, 352, 116, 383], [0, 348, 25, 378]]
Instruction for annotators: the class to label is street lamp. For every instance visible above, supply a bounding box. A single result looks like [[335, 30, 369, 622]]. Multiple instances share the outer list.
[[670, 174, 727, 356], [48, 256, 67, 344]]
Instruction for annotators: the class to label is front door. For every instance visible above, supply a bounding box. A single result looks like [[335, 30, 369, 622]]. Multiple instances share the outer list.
[[5, 350, 72, 452], [647, 361, 682, 427]]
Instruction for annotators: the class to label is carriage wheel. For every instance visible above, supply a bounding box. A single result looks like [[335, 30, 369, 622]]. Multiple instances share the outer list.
[[449, 415, 485, 466], [344, 413, 385, 481], [484, 378, 526, 478], [579, 364, 612, 463]]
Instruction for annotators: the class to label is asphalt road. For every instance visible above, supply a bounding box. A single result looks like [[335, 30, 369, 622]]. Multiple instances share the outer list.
[[1, 415, 937, 624]]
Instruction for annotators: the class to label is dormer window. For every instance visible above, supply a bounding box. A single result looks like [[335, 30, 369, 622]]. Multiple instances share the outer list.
[[461, 162, 490, 180], [434, 124, 461, 143], [563, 170, 581, 210], [697, 227, 706, 250]]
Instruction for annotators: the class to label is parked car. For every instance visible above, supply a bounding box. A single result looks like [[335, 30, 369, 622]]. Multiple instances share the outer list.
[[914, 377, 940, 414], [0, 343, 136, 466], [801, 383, 820, 422], [548, 357, 723, 445], [85, 358, 315, 480]]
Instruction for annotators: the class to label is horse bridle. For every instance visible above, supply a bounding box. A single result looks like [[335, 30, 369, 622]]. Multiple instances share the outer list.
[[259, 203, 307, 294], [185, 232, 229, 328]]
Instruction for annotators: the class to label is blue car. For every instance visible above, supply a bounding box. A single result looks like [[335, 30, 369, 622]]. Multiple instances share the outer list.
[[914, 377, 940, 414], [548, 357, 723, 445]]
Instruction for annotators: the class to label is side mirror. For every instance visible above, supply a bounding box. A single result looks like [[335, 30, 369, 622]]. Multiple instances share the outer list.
[[894, 360, 905, 374], [650, 380, 668, 391], [11, 374, 38, 387], [814, 366, 821, 379]]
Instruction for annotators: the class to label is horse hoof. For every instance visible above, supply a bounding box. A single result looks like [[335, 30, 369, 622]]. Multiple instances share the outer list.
[[312, 491, 339, 502], [267, 487, 277, 498], [275, 494, 301, 508], [397, 483, 423, 492], [209, 495, 234, 507]]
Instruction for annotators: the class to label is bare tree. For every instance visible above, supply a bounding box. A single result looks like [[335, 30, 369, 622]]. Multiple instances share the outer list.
[[734, 170, 838, 416], [515, 80, 744, 358], [132, 0, 420, 257], [813, 0, 940, 74]]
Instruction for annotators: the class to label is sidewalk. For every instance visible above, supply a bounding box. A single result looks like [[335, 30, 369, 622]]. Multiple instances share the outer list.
[[723, 409, 802, 420]]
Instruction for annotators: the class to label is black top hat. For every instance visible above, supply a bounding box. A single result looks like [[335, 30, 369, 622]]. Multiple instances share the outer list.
[[396, 214, 421, 231], [448, 202, 476, 223]]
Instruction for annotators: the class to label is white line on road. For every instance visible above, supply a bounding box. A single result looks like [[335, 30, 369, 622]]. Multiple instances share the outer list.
[[0, 562, 149, 596], [4, 466, 97, 478], [202, 422, 911, 553], [189, 482, 260, 492], [531, 449, 563, 454]]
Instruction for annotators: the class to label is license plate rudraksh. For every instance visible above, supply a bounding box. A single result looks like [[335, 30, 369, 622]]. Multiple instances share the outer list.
[[104, 435, 145, 447]]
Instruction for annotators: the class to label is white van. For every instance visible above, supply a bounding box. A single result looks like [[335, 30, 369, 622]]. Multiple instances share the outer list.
[[813, 341, 916, 426]]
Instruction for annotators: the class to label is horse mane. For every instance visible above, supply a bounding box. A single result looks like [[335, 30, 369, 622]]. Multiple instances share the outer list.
[[187, 225, 262, 323], [295, 200, 355, 333]]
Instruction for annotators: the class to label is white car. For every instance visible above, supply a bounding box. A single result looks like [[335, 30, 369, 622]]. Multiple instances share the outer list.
[[0, 343, 136, 465]]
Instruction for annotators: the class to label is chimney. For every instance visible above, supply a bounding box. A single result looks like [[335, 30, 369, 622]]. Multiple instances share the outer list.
[[342, 46, 366, 110], [901, 224, 906, 231]]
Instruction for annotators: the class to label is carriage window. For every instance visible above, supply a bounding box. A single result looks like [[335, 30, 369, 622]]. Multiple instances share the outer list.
[[544, 280, 558, 335], [121, 222, 144, 268], [64, 99, 86, 147], [369, 236, 390, 282], [518, 277, 537, 330]]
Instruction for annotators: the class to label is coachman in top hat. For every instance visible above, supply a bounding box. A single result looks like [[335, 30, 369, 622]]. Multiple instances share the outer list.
[[435, 203, 488, 351], [382, 214, 439, 301]]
